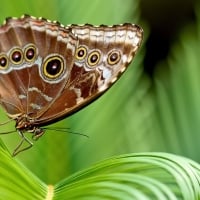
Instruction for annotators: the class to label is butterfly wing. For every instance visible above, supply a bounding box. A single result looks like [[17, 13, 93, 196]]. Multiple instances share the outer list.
[[0, 16, 142, 126], [37, 23, 143, 125], [0, 16, 78, 120]]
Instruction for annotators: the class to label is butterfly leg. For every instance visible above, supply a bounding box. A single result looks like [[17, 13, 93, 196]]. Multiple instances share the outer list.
[[12, 131, 33, 156], [32, 127, 44, 141]]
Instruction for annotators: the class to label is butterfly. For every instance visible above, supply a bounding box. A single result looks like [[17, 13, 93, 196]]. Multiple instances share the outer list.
[[0, 15, 143, 155]]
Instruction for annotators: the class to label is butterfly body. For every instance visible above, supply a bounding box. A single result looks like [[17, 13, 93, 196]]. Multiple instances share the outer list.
[[0, 15, 143, 155]]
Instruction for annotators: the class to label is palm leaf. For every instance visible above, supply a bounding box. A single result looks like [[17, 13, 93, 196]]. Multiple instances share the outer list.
[[1, 143, 200, 200]]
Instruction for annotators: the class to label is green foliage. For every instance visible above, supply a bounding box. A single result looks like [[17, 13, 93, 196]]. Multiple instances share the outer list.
[[0, 0, 200, 199], [154, 19, 200, 161], [1, 141, 200, 199], [54, 153, 200, 200], [0, 140, 46, 200]]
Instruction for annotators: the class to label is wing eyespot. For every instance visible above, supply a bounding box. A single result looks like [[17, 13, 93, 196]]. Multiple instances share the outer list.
[[24, 44, 37, 62], [0, 54, 8, 70], [42, 55, 64, 79], [107, 50, 121, 65], [87, 51, 101, 67], [75, 46, 87, 60], [9, 48, 23, 65]]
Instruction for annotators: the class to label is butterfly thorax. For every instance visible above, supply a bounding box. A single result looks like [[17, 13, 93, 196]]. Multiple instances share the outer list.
[[15, 115, 44, 140]]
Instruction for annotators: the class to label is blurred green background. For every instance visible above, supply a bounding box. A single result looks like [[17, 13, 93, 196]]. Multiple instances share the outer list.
[[0, 0, 199, 185]]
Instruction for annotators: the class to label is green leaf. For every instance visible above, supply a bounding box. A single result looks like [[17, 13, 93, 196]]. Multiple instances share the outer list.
[[1, 142, 200, 200], [0, 141, 46, 200], [54, 152, 200, 199]]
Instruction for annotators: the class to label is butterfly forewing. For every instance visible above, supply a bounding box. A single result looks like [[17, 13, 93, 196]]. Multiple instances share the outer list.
[[38, 23, 143, 124], [0, 16, 78, 120]]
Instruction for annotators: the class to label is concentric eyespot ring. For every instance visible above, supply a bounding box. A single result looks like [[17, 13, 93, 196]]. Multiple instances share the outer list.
[[107, 50, 121, 65], [42, 54, 65, 81], [24, 44, 37, 62], [75, 46, 87, 60], [9, 47, 23, 65], [0, 54, 8, 70], [87, 51, 101, 67]]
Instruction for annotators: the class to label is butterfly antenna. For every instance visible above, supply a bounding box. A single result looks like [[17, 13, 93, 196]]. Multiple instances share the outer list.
[[43, 127, 89, 138], [0, 119, 16, 135], [0, 130, 16, 135], [0, 118, 15, 126]]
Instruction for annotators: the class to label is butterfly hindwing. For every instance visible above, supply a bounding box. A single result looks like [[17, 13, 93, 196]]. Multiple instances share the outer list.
[[37, 23, 143, 124]]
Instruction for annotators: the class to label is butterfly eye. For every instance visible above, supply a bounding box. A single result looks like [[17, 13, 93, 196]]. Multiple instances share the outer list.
[[42, 55, 65, 80], [107, 51, 121, 65], [10, 48, 23, 65], [75, 46, 87, 60], [88, 51, 100, 66], [0, 54, 8, 69], [24, 44, 37, 62]]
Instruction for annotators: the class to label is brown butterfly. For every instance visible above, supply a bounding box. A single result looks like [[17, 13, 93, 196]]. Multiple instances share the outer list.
[[0, 15, 143, 155]]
